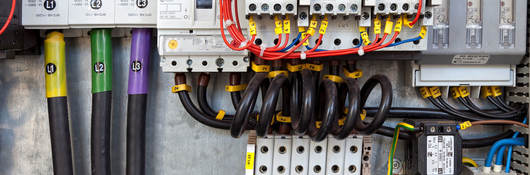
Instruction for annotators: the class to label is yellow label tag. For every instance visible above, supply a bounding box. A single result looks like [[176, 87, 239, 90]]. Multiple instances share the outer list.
[[450, 87, 461, 99], [276, 112, 291, 123], [310, 16, 318, 29], [319, 20, 328, 35], [268, 71, 288, 78], [458, 86, 470, 98], [304, 64, 324, 71], [245, 152, 255, 170], [394, 16, 403, 32], [171, 84, 191, 93], [384, 17, 394, 34], [251, 62, 270, 72], [491, 86, 503, 97], [338, 117, 346, 126], [287, 63, 303, 72], [168, 39, 178, 49], [429, 87, 442, 99], [359, 27, 367, 33], [419, 26, 427, 39], [459, 121, 472, 130], [307, 28, 316, 36], [403, 14, 414, 28], [360, 109, 367, 120], [248, 16, 257, 35], [283, 17, 291, 34], [361, 32, 371, 45], [274, 15, 283, 34], [344, 69, 363, 79], [316, 121, 321, 128], [374, 16, 382, 35], [216, 110, 226, 120], [324, 75, 344, 83], [225, 84, 248, 92], [481, 86, 493, 99], [419, 87, 432, 98], [298, 27, 306, 33]]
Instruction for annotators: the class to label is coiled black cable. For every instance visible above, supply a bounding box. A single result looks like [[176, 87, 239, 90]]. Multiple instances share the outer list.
[[354, 75, 393, 135], [256, 74, 289, 136], [292, 69, 315, 135], [330, 78, 361, 139], [196, 73, 235, 121], [231, 73, 268, 138], [306, 79, 339, 142]]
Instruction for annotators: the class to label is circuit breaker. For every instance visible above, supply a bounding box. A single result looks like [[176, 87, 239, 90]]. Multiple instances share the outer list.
[[157, 0, 249, 72]]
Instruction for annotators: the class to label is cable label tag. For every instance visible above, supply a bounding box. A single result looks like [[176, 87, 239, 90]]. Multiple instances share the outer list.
[[419, 26, 427, 39], [251, 62, 270, 72], [276, 112, 291, 123], [248, 16, 257, 35], [283, 16, 291, 34], [361, 32, 371, 45], [374, 16, 382, 35], [384, 17, 394, 34], [287, 63, 303, 72], [394, 16, 403, 32], [480, 86, 493, 98], [216, 110, 226, 120], [319, 16, 328, 35], [171, 84, 191, 93], [450, 87, 461, 99], [429, 87, 442, 99], [245, 145, 255, 170], [419, 87, 432, 98], [268, 71, 288, 78], [324, 75, 344, 83], [458, 86, 470, 98], [225, 84, 247, 92], [344, 69, 363, 79], [404, 14, 414, 28], [303, 64, 323, 71], [491, 86, 502, 97]]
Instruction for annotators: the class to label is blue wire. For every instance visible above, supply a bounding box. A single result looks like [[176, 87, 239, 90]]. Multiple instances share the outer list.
[[388, 36, 422, 47], [505, 118, 527, 172], [280, 33, 301, 52], [485, 137, 525, 167]]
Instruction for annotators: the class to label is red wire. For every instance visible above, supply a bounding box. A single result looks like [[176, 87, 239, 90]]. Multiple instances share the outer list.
[[233, 0, 242, 32], [409, 0, 422, 26], [0, 0, 16, 36]]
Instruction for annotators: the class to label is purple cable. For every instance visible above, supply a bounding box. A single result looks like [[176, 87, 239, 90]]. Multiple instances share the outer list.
[[128, 28, 152, 95]]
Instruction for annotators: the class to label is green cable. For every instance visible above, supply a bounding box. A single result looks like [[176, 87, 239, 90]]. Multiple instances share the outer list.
[[388, 122, 415, 175]]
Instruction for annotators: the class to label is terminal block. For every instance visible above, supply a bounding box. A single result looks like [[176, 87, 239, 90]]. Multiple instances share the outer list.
[[245, 0, 298, 16]]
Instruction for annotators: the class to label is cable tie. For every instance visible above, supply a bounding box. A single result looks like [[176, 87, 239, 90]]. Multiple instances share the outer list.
[[300, 51, 306, 60], [358, 46, 365, 56], [224, 19, 234, 28], [259, 44, 266, 57]]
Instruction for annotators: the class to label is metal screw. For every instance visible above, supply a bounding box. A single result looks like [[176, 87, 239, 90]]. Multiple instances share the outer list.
[[313, 4, 321, 11], [446, 127, 452, 133], [402, 3, 409, 11], [338, 4, 346, 12], [187, 59, 193, 65], [351, 4, 358, 12], [249, 4, 256, 11], [286, 4, 294, 11], [430, 126, 436, 133], [261, 4, 269, 11], [362, 12, 370, 20], [425, 11, 432, 19], [390, 3, 397, 11], [326, 4, 333, 11], [300, 12, 307, 20], [378, 3, 385, 11]]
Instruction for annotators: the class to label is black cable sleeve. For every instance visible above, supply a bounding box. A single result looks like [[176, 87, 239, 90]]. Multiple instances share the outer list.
[[364, 107, 460, 120], [375, 125, 414, 140], [91, 91, 112, 175], [231, 73, 268, 138], [355, 75, 392, 135], [256, 74, 289, 136], [47, 97, 74, 175], [495, 96, 522, 112], [126, 94, 147, 175], [307, 79, 339, 142], [197, 85, 218, 117], [331, 78, 361, 139]]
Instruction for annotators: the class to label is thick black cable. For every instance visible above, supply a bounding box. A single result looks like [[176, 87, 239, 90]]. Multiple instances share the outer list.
[[292, 70, 315, 135], [126, 94, 147, 175], [256, 74, 289, 136], [365, 107, 459, 120], [307, 79, 339, 142], [429, 97, 487, 121], [231, 73, 268, 138], [495, 96, 521, 112], [91, 92, 112, 175], [229, 73, 242, 109], [331, 78, 361, 139], [178, 91, 232, 129], [354, 75, 393, 135], [197, 85, 218, 117], [47, 97, 74, 175]]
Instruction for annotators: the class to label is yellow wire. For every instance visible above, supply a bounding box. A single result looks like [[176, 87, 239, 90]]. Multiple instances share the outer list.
[[462, 157, 478, 167]]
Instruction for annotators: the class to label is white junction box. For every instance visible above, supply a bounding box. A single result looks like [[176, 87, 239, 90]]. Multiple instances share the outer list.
[[69, 0, 115, 28], [22, 0, 69, 29], [115, 0, 157, 28]]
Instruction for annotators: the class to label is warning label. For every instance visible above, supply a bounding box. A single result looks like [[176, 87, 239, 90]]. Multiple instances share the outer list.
[[452, 55, 489, 64], [426, 136, 454, 175]]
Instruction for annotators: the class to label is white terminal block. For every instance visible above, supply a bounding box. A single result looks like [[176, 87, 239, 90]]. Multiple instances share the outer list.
[[115, 0, 157, 28], [272, 136, 292, 175], [22, 0, 69, 29], [69, 0, 115, 28]]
